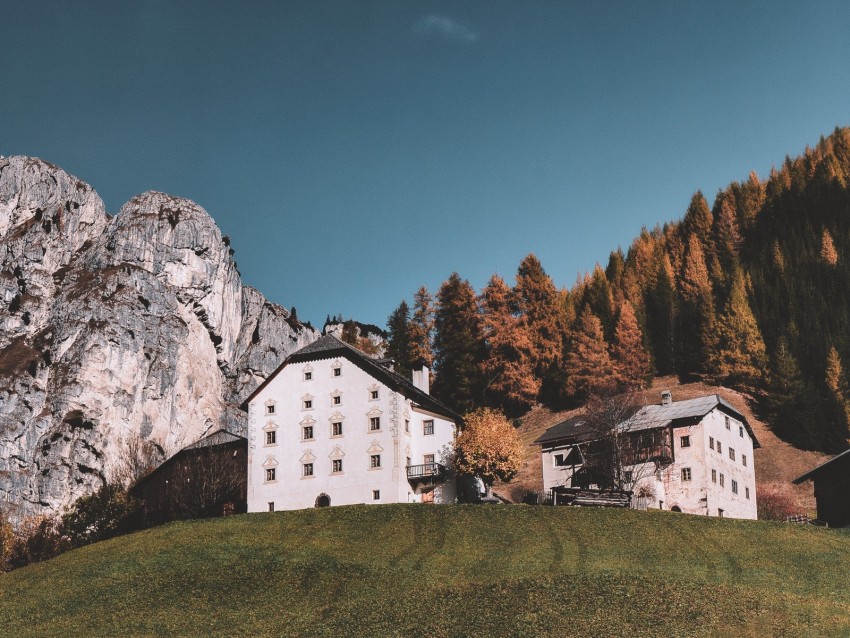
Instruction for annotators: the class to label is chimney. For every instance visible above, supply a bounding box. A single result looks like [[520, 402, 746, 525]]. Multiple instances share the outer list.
[[412, 366, 430, 395], [661, 390, 673, 406]]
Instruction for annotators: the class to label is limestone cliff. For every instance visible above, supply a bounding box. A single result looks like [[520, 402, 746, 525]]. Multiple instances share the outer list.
[[0, 156, 317, 520]]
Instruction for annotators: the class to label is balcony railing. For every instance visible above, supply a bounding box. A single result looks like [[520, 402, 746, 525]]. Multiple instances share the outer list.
[[406, 462, 447, 482]]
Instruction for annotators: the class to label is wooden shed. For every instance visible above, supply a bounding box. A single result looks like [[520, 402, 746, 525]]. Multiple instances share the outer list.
[[793, 448, 850, 527]]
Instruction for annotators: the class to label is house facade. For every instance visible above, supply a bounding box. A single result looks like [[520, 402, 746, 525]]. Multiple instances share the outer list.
[[536, 392, 759, 519], [244, 335, 459, 512], [793, 448, 850, 527]]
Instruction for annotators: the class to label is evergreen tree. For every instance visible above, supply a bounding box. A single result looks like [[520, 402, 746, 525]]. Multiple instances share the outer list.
[[707, 271, 768, 390], [409, 286, 435, 367], [479, 274, 539, 415], [385, 300, 412, 377], [432, 273, 484, 414], [676, 234, 716, 378], [565, 307, 614, 400], [611, 300, 652, 390], [823, 346, 850, 451], [713, 191, 742, 279], [584, 264, 615, 341], [644, 255, 677, 375], [341, 319, 359, 346], [681, 191, 714, 252]]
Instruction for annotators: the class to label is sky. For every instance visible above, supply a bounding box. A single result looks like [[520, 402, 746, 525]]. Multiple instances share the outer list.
[[2, 1, 850, 327]]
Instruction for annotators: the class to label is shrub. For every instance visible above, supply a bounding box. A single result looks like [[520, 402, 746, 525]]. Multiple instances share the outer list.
[[62, 483, 142, 547], [6, 515, 68, 570], [758, 483, 802, 521]]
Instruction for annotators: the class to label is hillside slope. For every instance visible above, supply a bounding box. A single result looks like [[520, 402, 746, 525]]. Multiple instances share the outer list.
[[0, 505, 848, 637], [495, 377, 828, 513]]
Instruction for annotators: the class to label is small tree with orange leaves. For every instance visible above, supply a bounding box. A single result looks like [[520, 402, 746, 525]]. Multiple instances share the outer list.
[[454, 408, 524, 491]]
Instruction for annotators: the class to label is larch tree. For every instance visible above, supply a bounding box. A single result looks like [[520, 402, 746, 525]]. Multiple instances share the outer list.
[[707, 271, 767, 391], [611, 300, 652, 390], [431, 273, 484, 414], [409, 286, 435, 367], [453, 408, 524, 490], [479, 274, 540, 415], [385, 300, 412, 377], [821, 228, 839, 266], [681, 191, 714, 253], [565, 306, 614, 400], [514, 254, 567, 400], [823, 346, 850, 450], [676, 234, 716, 378]]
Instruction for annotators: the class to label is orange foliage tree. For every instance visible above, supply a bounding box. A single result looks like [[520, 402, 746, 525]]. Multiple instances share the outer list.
[[453, 408, 524, 489]]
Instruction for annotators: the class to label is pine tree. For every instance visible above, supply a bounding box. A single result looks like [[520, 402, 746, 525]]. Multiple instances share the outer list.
[[432, 273, 484, 414], [479, 274, 540, 415], [821, 228, 838, 266], [713, 192, 742, 278], [823, 346, 850, 450], [565, 306, 614, 400], [611, 300, 652, 390], [409, 286, 435, 367], [385, 300, 412, 377], [341, 319, 359, 346], [644, 254, 677, 375], [707, 271, 767, 390], [681, 191, 714, 252], [514, 254, 568, 402], [585, 264, 615, 341]]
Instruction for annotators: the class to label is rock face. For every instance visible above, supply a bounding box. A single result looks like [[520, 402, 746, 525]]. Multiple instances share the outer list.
[[0, 157, 317, 521]]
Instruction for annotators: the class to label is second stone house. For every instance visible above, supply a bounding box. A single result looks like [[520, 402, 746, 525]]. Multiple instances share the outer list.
[[243, 335, 459, 512], [535, 392, 759, 519]]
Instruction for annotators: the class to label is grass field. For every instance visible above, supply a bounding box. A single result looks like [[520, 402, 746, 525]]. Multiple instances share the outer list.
[[1, 505, 848, 637]]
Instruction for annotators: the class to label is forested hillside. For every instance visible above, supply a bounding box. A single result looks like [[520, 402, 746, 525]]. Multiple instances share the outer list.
[[386, 127, 850, 453]]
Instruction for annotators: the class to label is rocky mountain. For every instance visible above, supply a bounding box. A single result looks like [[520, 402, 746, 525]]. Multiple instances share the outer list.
[[0, 156, 318, 521]]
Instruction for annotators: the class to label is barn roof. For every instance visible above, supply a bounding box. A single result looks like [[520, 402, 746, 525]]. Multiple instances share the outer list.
[[793, 448, 850, 484]]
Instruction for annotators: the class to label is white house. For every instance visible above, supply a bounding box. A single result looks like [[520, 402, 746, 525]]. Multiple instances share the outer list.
[[243, 334, 459, 512], [535, 392, 759, 519]]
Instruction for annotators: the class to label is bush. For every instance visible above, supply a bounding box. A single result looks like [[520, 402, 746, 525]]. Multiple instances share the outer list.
[[758, 483, 802, 521], [5, 515, 69, 570], [62, 483, 142, 547]]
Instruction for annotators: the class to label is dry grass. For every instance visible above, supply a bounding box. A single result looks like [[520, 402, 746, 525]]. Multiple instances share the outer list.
[[494, 376, 828, 514]]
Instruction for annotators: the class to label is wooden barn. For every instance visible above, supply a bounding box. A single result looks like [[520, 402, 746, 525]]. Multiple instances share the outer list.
[[793, 448, 850, 527], [131, 429, 247, 524]]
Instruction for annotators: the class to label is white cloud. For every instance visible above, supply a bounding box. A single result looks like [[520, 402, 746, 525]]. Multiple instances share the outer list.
[[413, 15, 479, 43]]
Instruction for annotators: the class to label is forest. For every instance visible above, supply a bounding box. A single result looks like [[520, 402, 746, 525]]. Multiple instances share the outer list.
[[374, 127, 850, 453]]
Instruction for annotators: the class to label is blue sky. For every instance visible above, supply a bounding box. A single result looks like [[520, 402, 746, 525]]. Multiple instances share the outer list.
[[2, 2, 849, 327]]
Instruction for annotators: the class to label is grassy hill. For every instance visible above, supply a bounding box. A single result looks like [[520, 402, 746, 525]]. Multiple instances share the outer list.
[[495, 377, 829, 513], [1, 505, 849, 637]]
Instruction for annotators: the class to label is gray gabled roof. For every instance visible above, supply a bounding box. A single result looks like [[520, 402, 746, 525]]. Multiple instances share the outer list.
[[535, 394, 759, 448], [793, 448, 850, 484], [183, 429, 246, 451], [241, 334, 460, 423]]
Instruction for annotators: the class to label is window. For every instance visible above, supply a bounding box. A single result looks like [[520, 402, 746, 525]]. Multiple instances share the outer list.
[[333, 395, 341, 405], [681, 467, 692, 482], [719, 473, 725, 487], [718, 509, 724, 518], [680, 435, 691, 448], [709, 437, 714, 450], [303, 463, 313, 477], [332, 422, 343, 437], [371, 390, 379, 400], [304, 371, 312, 381], [746, 487, 750, 499], [742, 454, 747, 467], [332, 459, 343, 473], [716, 441, 722, 454], [266, 404, 275, 415], [406, 456, 411, 467], [370, 454, 381, 469], [373, 490, 380, 501], [333, 367, 341, 377], [265, 468, 276, 482], [302, 426, 314, 440], [739, 426, 744, 438], [303, 399, 312, 410], [732, 479, 738, 494], [423, 420, 434, 436], [370, 417, 381, 431], [405, 419, 410, 433], [424, 454, 435, 466], [725, 416, 731, 430], [266, 431, 276, 445], [554, 454, 567, 467], [711, 468, 717, 483], [729, 448, 736, 461], [268, 502, 274, 512]]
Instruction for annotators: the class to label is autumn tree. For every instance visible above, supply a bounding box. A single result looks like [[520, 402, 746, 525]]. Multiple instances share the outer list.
[[821, 228, 838, 266], [409, 286, 435, 367], [432, 273, 484, 414], [479, 274, 539, 415], [707, 271, 767, 390], [611, 300, 652, 390], [681, 191, 714, 253], [453, 408, 524, 490], [565, 306, 614, 400], [514, 254, 568, 400], [385, 300, 412, 377]]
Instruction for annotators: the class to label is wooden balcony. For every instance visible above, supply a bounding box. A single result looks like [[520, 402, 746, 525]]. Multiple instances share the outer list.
[[406, 462, 447, 486]]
